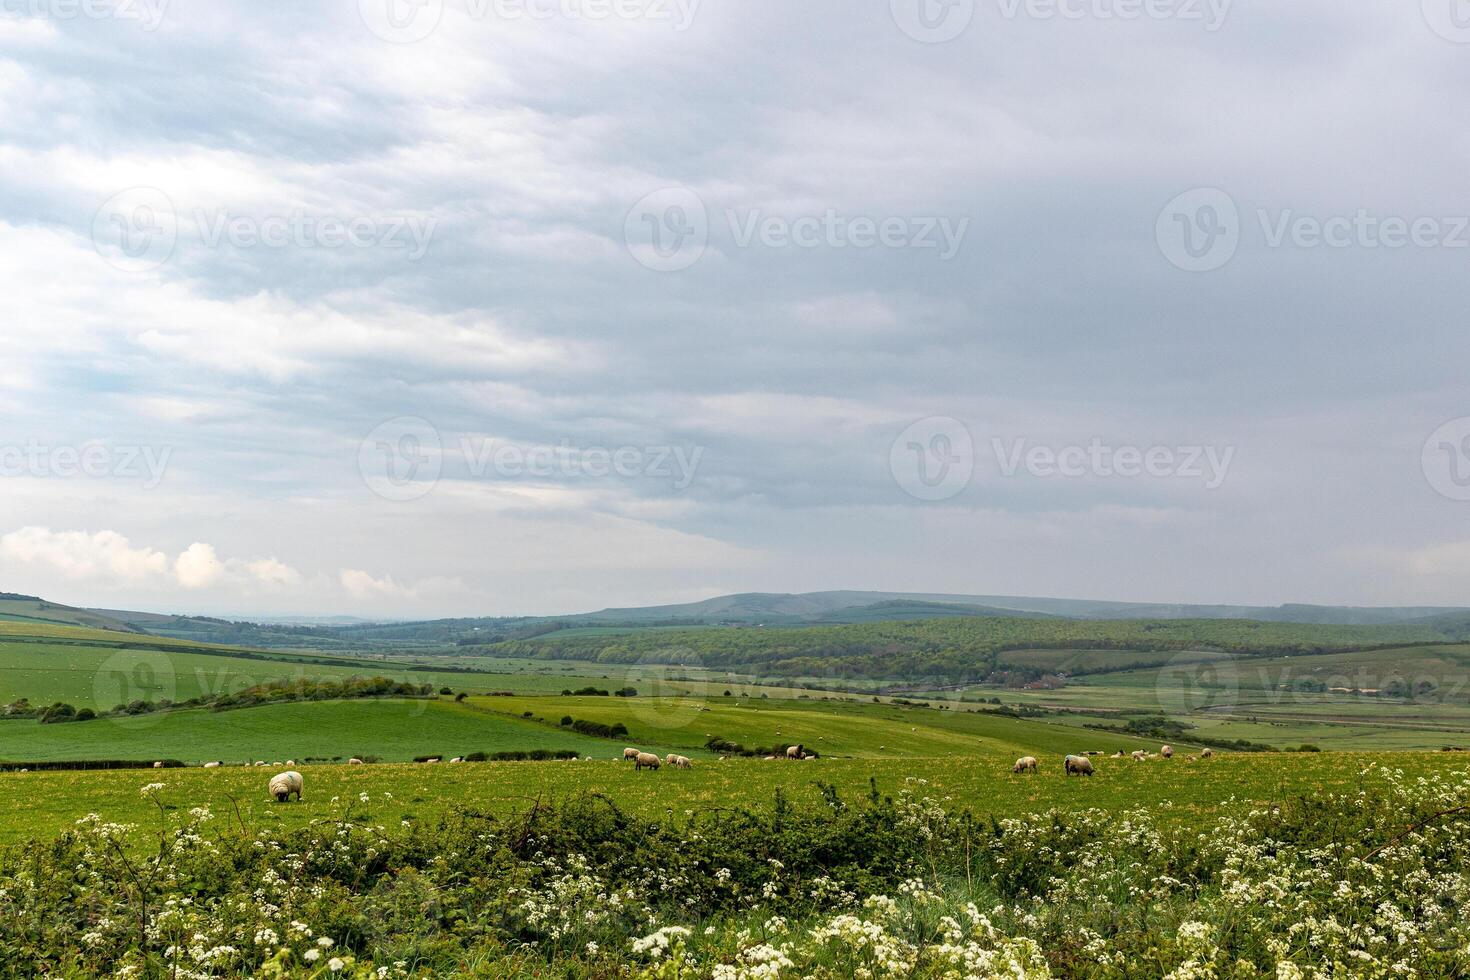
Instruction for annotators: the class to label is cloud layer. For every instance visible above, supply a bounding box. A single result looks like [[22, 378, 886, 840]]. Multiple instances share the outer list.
[[2, 0, 1469, 616]]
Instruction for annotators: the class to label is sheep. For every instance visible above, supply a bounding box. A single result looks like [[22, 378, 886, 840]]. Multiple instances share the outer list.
[[348, 758, 364, 765], [673, 756, 692, 768], [665, 753, 679, 765], [623, 747, 641, 762], [1131, 750, 1147, 761], [152, 761, 163, 768], [634, 752, 661, 771], [785, 744, 805, 760], [285, 759, 296, 766], [424, 757, 441, 764], [1012, 756, 1038, 774], [253, 761, 266, 767], [1160, 745, 1174, 759], [269, 770, 303, 802], [1064, 755, 1094, 776], [203, 761, 221, 769], [1201, 748, 1214, 758], [450, 757, 464, 763]]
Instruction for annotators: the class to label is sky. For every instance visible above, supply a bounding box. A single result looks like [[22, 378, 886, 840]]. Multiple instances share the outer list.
[[1, 0, 1468, 618]]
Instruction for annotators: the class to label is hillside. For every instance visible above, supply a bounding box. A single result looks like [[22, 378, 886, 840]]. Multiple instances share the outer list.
[[471, 616, 1455, 681]]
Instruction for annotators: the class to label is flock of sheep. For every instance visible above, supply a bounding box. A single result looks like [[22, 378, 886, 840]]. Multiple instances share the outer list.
[[1015, 745, 1214, 776], [622, 747, 692, 770]]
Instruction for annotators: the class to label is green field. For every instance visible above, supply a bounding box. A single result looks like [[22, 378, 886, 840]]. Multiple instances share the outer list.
[[3, 749, 1463, 848]]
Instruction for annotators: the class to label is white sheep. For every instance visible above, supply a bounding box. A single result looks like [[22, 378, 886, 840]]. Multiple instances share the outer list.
[[623, 747, 641, 762], [1201, 748, 1214, 758], [1064, 755, 1094, 776], [152, 761, 163, 768], [450, 757, 464, 763], [269, 770, 303, 802], [1012, 756, 1038, 774], [634, 752, 661, 771], [674, 755, 692, 768], [1160, 745, 1174, 759], [203, 761, 221, 769], [285, 759, 295, 766], [785, 744, 805, 760], [424, 757, 441, 764], [1131, 750, 1148, 761], [665, 753, 679, 765], [348, 758, 365, 765]]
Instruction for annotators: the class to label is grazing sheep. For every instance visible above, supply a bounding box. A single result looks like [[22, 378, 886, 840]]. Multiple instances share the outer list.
[[253, 761, 267, 767], [424, 757, 441, 764], [348, 758, 364, 765], [634, 752, 661, 771], [673, 756, 692, 768], [1064, 755, 1094, 776], [623, 747, 641, 762], [203, 761, 221, 769], [1201, 748, 1214, 758], [152, 761, 163, 768], [1131, 750, 1148, 761], [785, 744, 805, 760], [450, 757, 464, 763], [1160, 745, 1174, 759], [285, 759, 295, 766], [665, 754, 679, 765], [1012, 756, 1038, 774], [269, 770, 303, 802]]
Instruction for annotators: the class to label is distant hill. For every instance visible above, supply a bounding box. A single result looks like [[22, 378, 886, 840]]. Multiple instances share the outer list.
[[565, 591, 1468, 627], [0, 596, 142, 634]]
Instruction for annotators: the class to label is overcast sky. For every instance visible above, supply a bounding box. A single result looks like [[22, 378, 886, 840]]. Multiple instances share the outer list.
[[2, 0, 1468, 618]]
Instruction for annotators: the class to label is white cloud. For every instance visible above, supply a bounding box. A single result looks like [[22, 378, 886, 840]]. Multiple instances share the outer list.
[[174, 542, 226, 590], [0, 527, 168, 581]]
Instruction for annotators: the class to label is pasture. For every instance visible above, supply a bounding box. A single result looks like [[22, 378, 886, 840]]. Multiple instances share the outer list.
[[1, 749, 1462, 849]]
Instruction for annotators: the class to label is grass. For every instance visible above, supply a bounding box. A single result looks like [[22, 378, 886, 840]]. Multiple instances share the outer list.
[[1, 749, 1464, 849], [0, 698, 669, 766]]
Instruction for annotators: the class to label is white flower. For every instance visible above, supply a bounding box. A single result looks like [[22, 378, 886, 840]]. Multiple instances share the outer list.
[[328, 957, 345, 972]]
